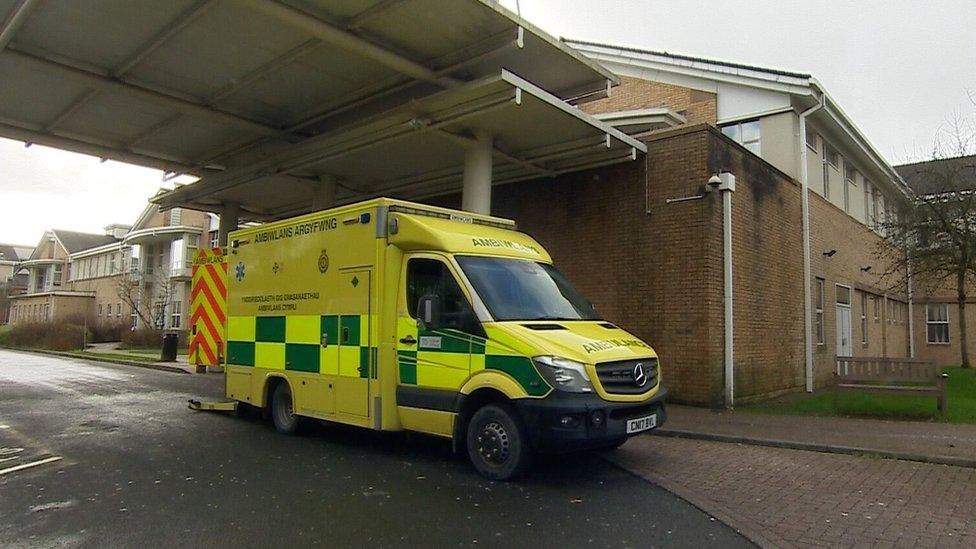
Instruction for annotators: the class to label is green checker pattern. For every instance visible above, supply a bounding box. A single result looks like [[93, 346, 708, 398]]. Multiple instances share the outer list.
[[227, 315, 375, 378], [396, 328, 549, 396]]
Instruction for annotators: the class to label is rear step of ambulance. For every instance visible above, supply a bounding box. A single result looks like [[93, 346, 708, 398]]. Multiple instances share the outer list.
[[187, 399, 238, 412]]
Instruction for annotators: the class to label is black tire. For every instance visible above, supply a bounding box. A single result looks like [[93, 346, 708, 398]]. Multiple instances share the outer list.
[[466, 403, 533, 481], [271, 382, 300, 434]]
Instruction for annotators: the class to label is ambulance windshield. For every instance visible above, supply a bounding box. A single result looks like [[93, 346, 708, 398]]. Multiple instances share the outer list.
[[456, 256, 599, 321]]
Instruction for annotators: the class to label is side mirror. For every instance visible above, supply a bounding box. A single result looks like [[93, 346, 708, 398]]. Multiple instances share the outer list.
[[417, 294, 441, 330]]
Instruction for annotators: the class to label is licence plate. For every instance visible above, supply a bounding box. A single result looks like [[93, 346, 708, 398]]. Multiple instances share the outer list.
[[626, 413, 657, 434]]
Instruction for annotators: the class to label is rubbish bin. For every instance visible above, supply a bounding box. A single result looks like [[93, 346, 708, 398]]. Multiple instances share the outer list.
[[161, 332, 179, 362]]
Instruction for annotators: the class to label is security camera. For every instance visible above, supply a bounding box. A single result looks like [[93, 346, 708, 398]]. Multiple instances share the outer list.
[[704, 173, 735, 193]]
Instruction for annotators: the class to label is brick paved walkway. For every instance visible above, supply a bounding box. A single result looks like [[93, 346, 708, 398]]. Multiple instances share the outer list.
[[607, 436, 976, 548]]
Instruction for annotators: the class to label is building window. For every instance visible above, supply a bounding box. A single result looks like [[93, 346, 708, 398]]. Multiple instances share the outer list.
[[815, 278, 825, 345], [110, 253, 117, 274], [872, 296, 880, 321], [721, 119, 761, 156], [117, 303, 122, 318], [53, 264, 63, 286], [835, 284, 851, 306], [170, 300, 182, 329], [926, 303, 950, 344], [844, 164, 856, 213], [864, 182, 873, 227], [145, 245, 154, 275], [822, 142, 837, 200], [805, 125, 818, 152], [171, 238, 185, 272], [98, 303, 103, 317], [43, 303, 50, 321], [860, 292, 868, 345], [209, 230, 219, 249]]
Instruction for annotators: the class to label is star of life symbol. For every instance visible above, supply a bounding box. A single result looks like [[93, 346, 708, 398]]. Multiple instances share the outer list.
[[235, 262, 245, 282]]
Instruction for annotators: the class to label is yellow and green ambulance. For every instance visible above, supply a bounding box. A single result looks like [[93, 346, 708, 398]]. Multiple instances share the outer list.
[[223, 198, 666, 479]]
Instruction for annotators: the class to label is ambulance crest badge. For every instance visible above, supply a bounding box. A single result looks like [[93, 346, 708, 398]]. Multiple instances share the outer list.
[[318, 249, 329, 273]]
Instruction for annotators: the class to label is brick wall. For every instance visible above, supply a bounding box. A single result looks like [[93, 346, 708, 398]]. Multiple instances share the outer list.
[[808, 192, 911, 386], [705, 130, 806, 402], [915, 299, 976, 367], [428, 125, 809, 405], [580, 77, 717, 126], [423, 124, 911, 404]]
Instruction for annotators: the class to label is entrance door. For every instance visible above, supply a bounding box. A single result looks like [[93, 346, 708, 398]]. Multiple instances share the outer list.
[[835, 284, 853, 357], [334, 269, 371, 418]]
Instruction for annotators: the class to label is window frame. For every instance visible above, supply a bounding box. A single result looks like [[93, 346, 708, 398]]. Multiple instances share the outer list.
[[720, 119, 761, 156], [170, 300, 182, 329], [403, 255, 485, 338], [815, 278, 825, 345], [925, 303, 950, 345], [805, 125, 818, 152], [843, 163, 856, 213], [835, 283, 852, 307], [860, 292, 868, 345]]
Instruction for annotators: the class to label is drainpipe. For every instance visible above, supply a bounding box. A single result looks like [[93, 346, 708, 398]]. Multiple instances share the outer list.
[[707, 172, 736, 408], [799, 94, 825, 392]]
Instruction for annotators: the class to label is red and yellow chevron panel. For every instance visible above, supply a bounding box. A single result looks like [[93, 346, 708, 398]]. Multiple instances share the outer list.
[[189, 247, 228, 366]]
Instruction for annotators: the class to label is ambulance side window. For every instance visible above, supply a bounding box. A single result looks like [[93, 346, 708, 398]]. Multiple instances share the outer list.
[[406, 258, 482, 335]]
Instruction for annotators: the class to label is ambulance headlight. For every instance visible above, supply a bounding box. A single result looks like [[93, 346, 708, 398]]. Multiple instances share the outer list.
[[533, 356, 593, 393]]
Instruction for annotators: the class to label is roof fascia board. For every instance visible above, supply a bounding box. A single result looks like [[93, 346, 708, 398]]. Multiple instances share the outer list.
[[577, 44, 910, 200], [716, 105, 795, 126], [578, 48, 814, 97], [48, 231, 69, 258], [813, 81, 911, 200], [69, 241, 125, 260], [130, 200, 161, 232], [122, 225, 204, 244]]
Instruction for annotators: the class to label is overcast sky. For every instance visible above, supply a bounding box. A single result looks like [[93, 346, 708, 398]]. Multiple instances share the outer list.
[[1, 1, 973, 246]]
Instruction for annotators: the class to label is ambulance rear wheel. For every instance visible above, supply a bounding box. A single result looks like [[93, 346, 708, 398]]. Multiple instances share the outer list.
[[271, 382, 300, 434], [466, 403, 532, 481]]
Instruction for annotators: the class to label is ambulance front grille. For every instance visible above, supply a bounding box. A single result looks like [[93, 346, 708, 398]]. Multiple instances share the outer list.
[[595, 358, 658, 395]]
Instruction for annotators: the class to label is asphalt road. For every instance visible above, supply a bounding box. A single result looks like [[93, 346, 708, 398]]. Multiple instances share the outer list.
[[0, 349, 751, 548]]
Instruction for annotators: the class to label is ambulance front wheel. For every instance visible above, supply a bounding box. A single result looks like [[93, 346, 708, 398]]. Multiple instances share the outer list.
[[271, 382, 300, 434], [466, 403, 533, 481]]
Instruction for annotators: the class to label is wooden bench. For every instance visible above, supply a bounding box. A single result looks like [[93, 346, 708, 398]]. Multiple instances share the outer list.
[[834, 356, 948, 416]]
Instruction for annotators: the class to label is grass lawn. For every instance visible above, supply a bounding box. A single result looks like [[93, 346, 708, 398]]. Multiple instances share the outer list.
[[118, 347, 188, 357], [745, 367, 976, 424], [79, 351, 161, 363]]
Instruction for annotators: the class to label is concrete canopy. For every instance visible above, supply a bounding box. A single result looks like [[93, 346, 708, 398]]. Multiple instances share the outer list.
[[0, 0, 643, 218], [155, 71, 645, 218]]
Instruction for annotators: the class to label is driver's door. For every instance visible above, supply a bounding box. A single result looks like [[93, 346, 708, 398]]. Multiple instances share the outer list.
[[396, 255, 480, 392]]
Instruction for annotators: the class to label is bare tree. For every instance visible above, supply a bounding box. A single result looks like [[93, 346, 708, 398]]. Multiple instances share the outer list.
[[116, 267, 174, 330], [879, 104, 976, 368]]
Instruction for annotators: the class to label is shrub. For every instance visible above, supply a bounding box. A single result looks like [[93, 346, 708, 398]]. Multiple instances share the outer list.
[[0, 322, 86, 351], [87, 321, 129, 343], [120, 327, 163, 348]]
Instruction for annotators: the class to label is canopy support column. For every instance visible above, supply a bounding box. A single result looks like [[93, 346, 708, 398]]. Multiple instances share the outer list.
[[461, 131, 493, 215], [311, 174, 338, 211], [218, 202, 239, 247]]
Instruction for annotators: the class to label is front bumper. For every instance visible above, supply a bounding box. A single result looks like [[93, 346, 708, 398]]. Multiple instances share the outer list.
[[513, 388, 667, 453]]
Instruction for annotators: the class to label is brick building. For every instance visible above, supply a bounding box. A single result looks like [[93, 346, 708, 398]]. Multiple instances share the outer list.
[[896, 155, 976, 368], [430, 41, 925, 406], [0, 243, 33, 324], [8, 191, 213, 335]]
